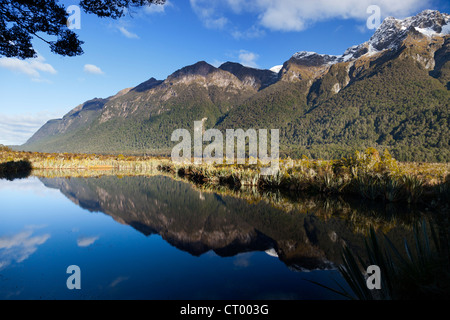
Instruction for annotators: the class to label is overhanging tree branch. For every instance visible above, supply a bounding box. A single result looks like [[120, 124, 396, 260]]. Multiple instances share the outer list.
[[0, 0, 165, 59]]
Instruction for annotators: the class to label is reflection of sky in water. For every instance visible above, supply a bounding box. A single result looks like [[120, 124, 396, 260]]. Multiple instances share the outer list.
[[0, 177, 347, 300], [76, 236, 99, 247], [0, 227, 50, 270]]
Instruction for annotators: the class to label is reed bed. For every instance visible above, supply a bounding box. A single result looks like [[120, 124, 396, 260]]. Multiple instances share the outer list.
[[0, 147, 163, 175], [158, 148, 450, 206], [2, 146, 449, 205]]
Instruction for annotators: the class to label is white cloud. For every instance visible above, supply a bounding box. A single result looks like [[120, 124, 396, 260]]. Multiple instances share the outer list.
[[238, 50, 259, 68], [205, 16, 228, 29], [191, 0, 429, 32], [264, 0, 429, 31], [209, 59, 225, 68], [231, 25, 265, 40], [109, 1, 172, 39], [0, 55, 56, 81], [118, 26, 140, 39], [0, 178, 61, 199], [0, 228, 50, 270], [77, 236, 99, 247], [225, 0, 249, 14], [233, 252, 253, 268], [190, 0, 229, 29], [83, 64, 104, 75], [0, 112, 61, 145]]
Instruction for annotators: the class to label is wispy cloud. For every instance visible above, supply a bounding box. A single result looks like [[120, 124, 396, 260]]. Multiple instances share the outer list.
[[0, 55, 56, 82], [0, 228, 50, 270], [0, 178, 61, 198], [109, 276, 130, 288], [118, 26, 140, 39], [104, 1, 172, 40], [231, 25, 265, 40], [0, 112, 61, 145], [209, 59, 225, 68], [77, 236, 99, 247], [83, 64, 104, 75], [238, 50, 259, 68], [259, 0, 430, 31], [190, 0, 429, 33], [190, 0, 229, 29], [233, 252, 252, 268]]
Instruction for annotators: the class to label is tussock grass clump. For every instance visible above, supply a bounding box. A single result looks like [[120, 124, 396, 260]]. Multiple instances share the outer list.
[[332, 148, 446, 204], [159, 148, 448, 205], [312, 220, 450, 300]]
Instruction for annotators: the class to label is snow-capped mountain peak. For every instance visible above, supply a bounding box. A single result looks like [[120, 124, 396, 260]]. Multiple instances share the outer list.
[[368, 9, 450, 52], [291, 51, 342, 66], [288, 10, 449, 68]]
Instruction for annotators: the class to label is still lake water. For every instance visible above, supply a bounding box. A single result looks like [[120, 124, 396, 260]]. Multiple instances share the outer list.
[[0, 174, 429, 300]]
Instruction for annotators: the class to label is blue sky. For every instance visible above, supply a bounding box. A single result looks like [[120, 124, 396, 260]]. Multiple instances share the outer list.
[[1, 0, 449, 145]]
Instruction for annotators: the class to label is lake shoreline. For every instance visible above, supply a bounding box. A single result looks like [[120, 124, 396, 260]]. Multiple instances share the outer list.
[[1, 147, 449, 207]]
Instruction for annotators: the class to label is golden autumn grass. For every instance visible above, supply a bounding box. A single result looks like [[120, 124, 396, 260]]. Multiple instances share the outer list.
[[0, 146, 163, 178], [1, 146, 449, 204], [157, 148, 450, 205]]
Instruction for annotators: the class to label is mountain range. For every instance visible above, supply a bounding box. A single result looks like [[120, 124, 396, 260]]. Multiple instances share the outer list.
[[21, 10, 450, 162]]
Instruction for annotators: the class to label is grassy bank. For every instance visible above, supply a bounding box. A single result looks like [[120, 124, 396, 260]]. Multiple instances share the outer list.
[[158, 148, 450, 206], [1, 146, 449, 205], [1, 146, 163, 172]]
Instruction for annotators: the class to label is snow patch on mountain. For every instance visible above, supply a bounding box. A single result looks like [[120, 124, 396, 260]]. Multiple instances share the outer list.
[[292, 51, 317, 59], [269, 65, 283, 73], [289, 10, 449, 67], [368, 10, 449, 51], [291, 51, 343, 67], [441, 23, 450, 34]]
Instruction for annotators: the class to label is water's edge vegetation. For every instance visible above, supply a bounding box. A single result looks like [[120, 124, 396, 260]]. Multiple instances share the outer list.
[[1, 145, 449, 206], [1, 145, 449, 299]]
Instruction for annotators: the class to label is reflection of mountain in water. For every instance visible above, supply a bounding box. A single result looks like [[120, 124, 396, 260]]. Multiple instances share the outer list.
[[39, 175, 423, 271]]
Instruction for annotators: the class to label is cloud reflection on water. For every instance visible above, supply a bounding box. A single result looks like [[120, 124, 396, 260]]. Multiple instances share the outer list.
[[0, 227, 50, 270]]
